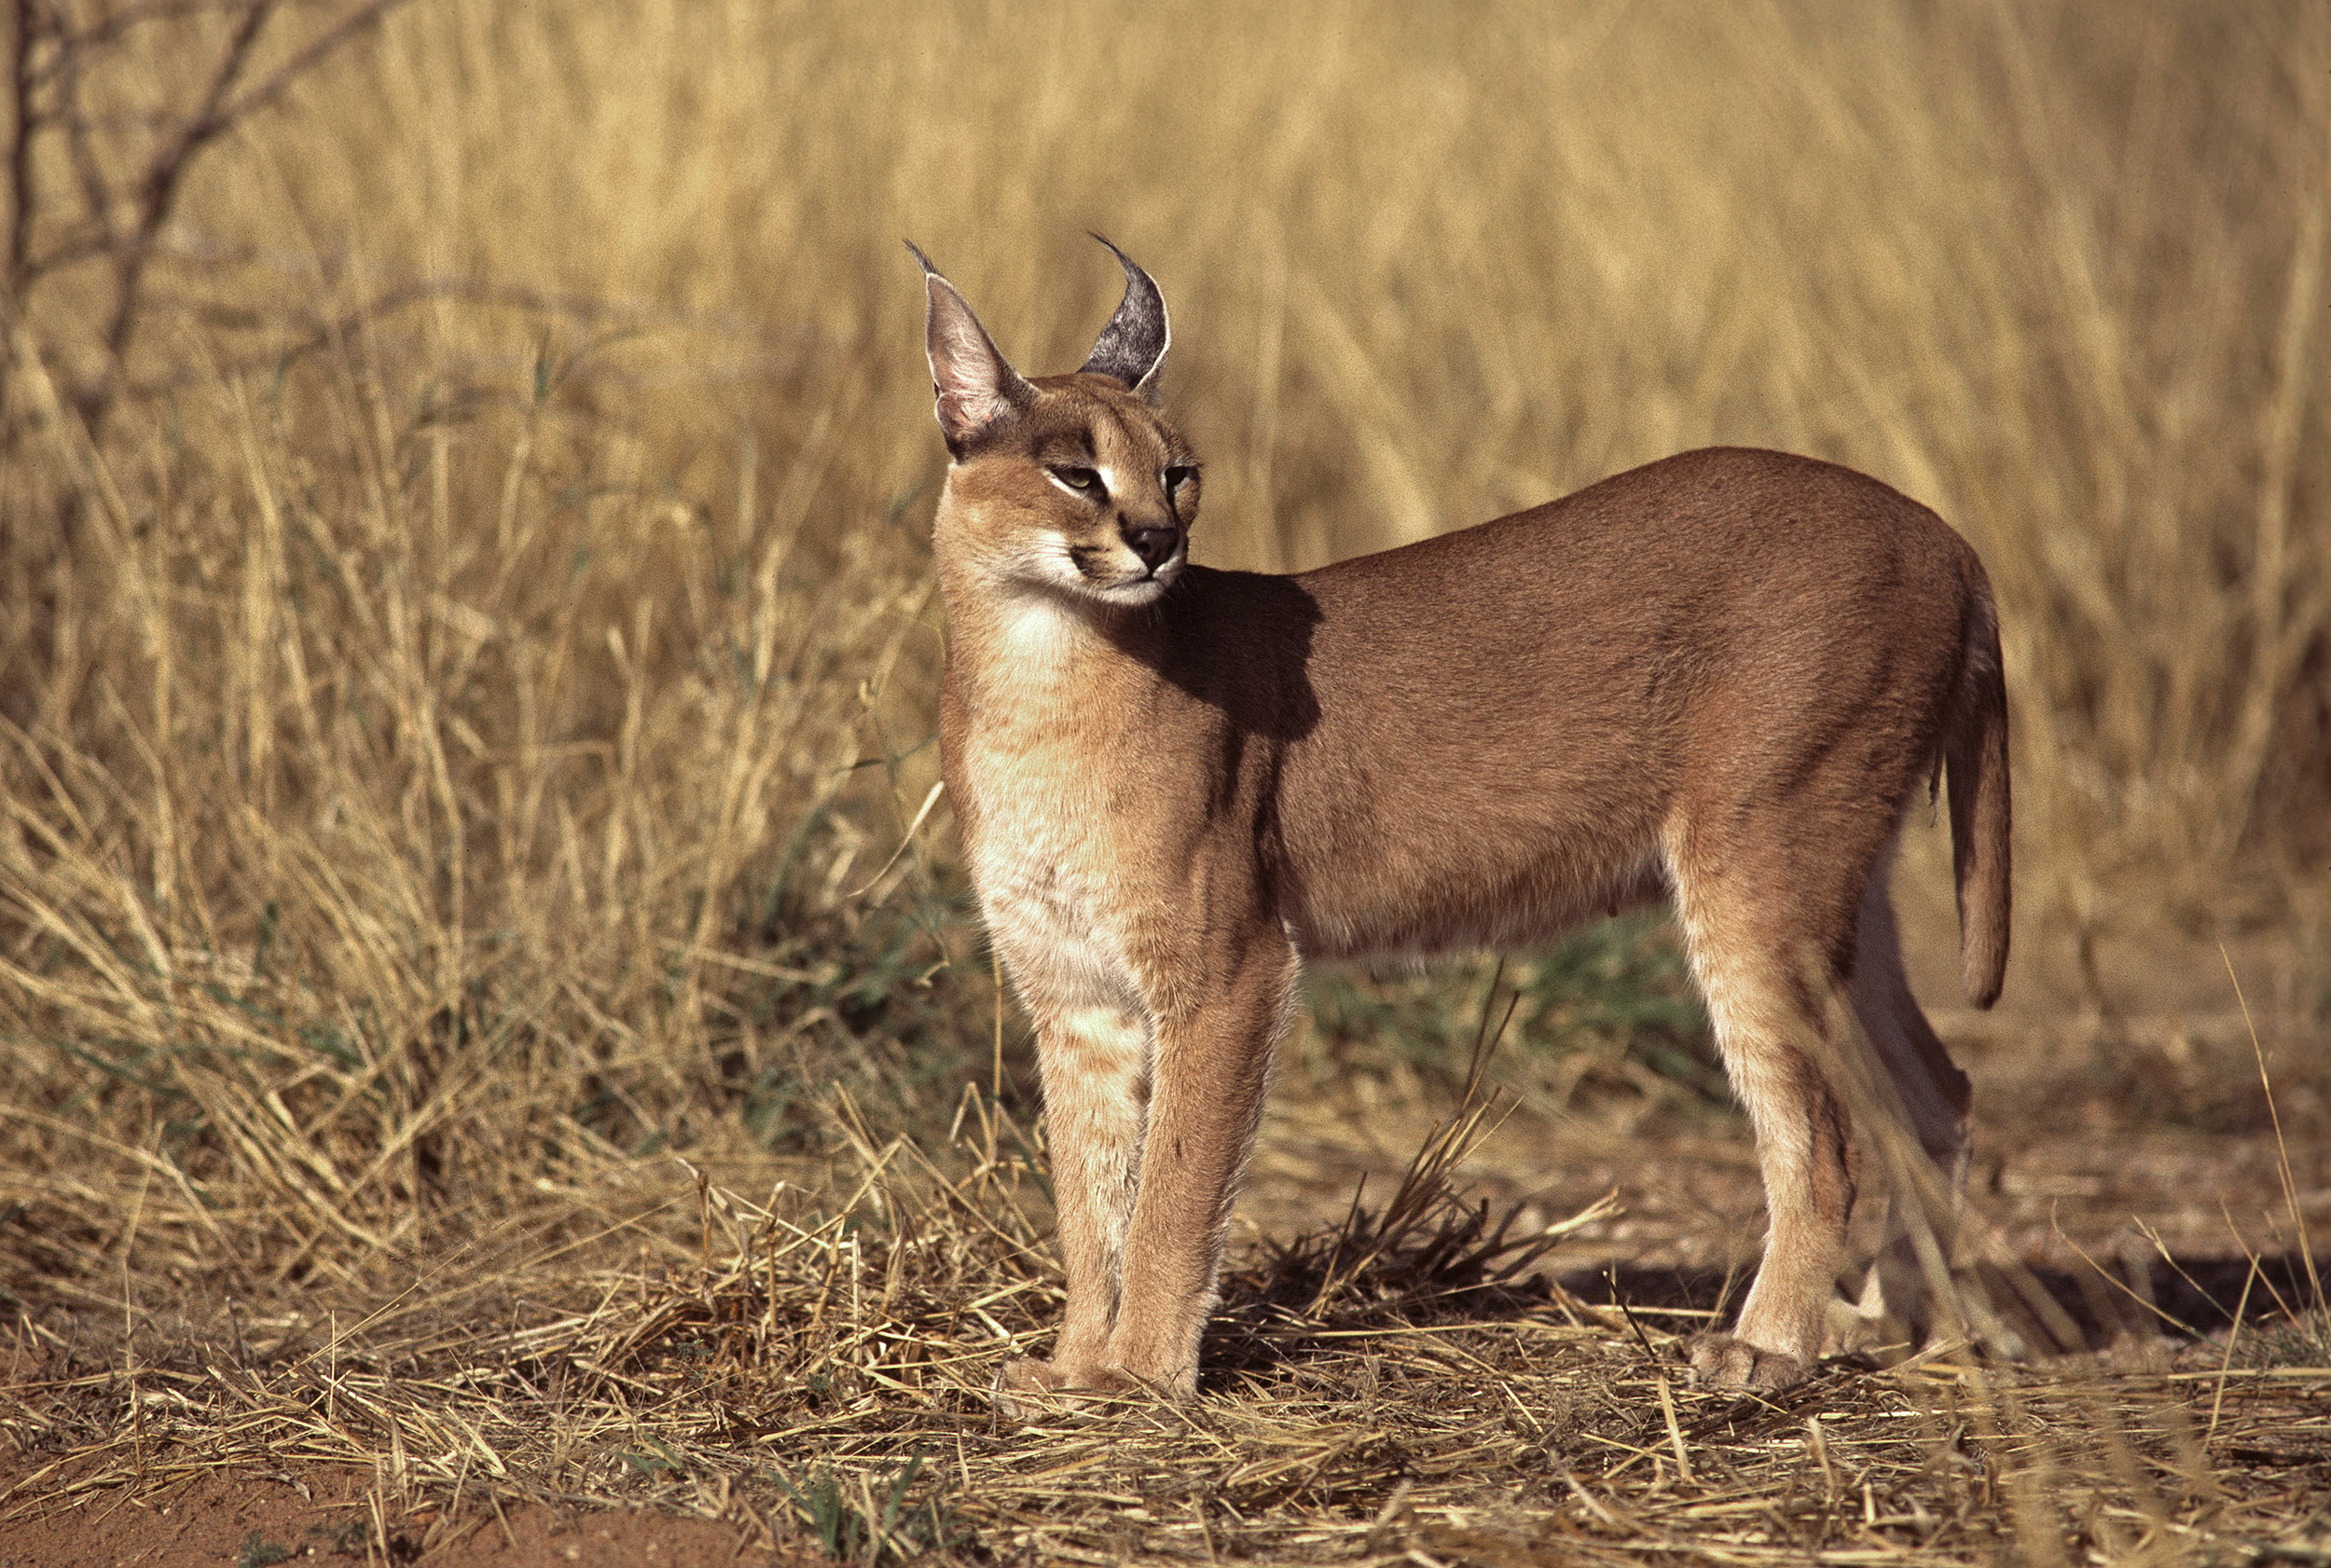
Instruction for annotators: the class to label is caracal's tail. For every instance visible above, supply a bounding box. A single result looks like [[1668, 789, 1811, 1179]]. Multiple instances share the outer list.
[[1945, 579, 2011, 1008]]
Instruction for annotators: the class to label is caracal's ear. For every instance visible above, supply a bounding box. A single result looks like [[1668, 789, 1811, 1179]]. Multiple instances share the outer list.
[[907, 241, 1034, 458], [1079, 234, 1169, 402]]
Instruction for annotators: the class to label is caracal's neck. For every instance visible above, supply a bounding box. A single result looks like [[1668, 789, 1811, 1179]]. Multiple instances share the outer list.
[[936, 557, 1175, 721]]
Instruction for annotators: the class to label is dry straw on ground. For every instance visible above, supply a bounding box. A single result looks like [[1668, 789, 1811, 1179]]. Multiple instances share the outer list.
[[2, 0, 2328, 1561], [5, 1086, 2327, 1562]]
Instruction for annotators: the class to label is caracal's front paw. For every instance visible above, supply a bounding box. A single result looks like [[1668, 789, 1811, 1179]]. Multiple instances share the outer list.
[[1687, 1331, 1814, 1392], [990, 1355, 1143, 1421]]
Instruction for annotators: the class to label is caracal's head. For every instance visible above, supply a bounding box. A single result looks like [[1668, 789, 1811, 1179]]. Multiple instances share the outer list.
[[911, 238, 1200, 609]]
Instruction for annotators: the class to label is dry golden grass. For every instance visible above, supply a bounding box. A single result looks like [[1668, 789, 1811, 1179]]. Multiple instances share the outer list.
[[2, 0, 2327, 1560]]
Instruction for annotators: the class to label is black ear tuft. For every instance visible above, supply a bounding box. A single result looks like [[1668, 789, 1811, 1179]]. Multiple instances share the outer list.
[[908, 241, 1034, 457], [1079, 235, 1170, 399]]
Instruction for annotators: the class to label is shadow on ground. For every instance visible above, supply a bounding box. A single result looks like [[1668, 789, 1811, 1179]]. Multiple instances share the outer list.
[[1571, 1251, 2321, 1354]]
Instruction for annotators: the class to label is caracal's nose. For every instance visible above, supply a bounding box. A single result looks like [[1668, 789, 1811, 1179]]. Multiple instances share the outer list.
[[1124, 523, 1180, 571]]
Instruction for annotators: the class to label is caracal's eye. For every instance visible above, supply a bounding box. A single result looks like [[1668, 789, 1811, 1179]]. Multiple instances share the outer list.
[[1164, 464, 1199, 496], [1048, 465, 1105, 499]]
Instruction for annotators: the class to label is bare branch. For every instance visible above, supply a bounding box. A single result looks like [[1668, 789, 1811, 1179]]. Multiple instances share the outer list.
[[7, 0, 35, 294], [57, 23, 119, 268], [213, 0, 416, 133], [67, 0, 414, 427], [83, 275, 810, 420], [28, 2, 234, 89], [102, 0, 278, 368], [26, 225, 120, 279]]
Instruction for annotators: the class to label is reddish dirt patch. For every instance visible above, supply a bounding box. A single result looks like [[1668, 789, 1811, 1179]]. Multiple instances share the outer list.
[[0, 1466, 801, 1568]]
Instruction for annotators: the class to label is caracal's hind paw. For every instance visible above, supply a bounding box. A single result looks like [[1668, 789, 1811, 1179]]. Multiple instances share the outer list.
[[1687, 1332, 1814, 1392]]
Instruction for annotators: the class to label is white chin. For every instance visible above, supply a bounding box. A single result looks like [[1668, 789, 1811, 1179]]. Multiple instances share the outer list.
[[1028, 557, 1179, 604], [1103, 574, 1173, 605]]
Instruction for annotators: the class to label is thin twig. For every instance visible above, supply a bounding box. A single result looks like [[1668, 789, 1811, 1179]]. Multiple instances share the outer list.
[[5, 0, 35, 295], [39, 0, 420, 428], [28, 1, 230, 89], [99, 0, 278, 388]]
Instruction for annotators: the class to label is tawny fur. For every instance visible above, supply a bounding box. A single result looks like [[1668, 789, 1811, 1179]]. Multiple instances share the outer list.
[[913, 241, 2010, 1406]]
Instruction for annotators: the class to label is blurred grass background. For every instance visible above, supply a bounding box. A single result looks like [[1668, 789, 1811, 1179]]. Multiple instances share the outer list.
[[1, 0, 2325, 1300]]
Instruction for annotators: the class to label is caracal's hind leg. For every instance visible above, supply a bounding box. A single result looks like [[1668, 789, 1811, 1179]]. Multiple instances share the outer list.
[[1105, 930, 1297, 1398], [1668, 828, 1871, 1391], [1832, 859, 1977, 1355], [997, 1005, 1151, 1410], [1850, 859, 1973, 1175]]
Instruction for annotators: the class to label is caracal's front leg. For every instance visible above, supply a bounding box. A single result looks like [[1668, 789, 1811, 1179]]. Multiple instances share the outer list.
[[1104, 934, 1298, 1398], [997, 1005, 1151, 1409]]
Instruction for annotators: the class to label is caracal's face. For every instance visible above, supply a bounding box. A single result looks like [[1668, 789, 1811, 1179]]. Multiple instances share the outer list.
[[942, 373, 1201, 608]]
